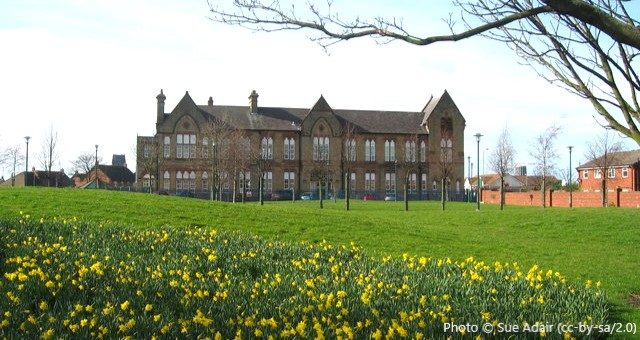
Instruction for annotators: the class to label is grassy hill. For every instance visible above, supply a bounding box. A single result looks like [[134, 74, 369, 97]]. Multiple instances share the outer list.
[[0, 187, 638, 324]]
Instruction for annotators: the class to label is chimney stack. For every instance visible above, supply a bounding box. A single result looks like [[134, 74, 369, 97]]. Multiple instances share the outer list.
[[156, 89, 166, 124], [208, 96, 213, 107], [249, 90, 259, 114]]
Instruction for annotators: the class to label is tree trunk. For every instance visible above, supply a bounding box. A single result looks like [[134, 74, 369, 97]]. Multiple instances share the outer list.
[[345, 172, 350, 211], [540, 176, 546, 208], [441, 178, 446, 211], [601, 178, 607, 207], [232, 178, 237, 203], [500, 176, 505, 210], [319, 181, 324, 209], [404, 175, 409, 211], [259, 175, 264, 206]]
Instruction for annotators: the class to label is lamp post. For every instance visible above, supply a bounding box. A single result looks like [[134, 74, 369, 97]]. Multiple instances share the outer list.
[[467, 156, 471, 202], [568, 146, 573, 208], [24, 136, 30, 185], [474, 133, 483, 211], [95, 144, 99, 189], [211, 141, 216, 201]]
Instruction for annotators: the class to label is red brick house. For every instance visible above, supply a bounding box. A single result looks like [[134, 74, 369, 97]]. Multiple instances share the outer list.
[[576, 149, 640, 192], [72, 165, 135, 189]]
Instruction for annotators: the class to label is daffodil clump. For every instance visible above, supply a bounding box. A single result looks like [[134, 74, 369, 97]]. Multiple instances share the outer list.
[[0, 214, 608, 339]]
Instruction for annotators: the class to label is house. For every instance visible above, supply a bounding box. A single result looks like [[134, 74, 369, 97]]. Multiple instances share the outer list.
[[470, 174, 560, 191], [73, 165, 135, 189], [576, 149, 640, 191], [0, 170, 71, 187], [136, 89, 466, 199]]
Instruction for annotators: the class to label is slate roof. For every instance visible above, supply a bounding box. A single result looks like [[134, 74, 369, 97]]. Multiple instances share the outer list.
[[577, 149, 640, 168], [96, 165, 135, 183], [198, 103, 428, 134]]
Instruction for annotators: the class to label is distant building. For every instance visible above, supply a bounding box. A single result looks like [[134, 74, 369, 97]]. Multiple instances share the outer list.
[[576, 149, 640, 191], [112, 154, 127, 167], [470, 174, 559, 191], [514, 165, 527, 176], [72, 165, 135, 189], [136, 89, 467, 199], [0, 170, 71, 188]]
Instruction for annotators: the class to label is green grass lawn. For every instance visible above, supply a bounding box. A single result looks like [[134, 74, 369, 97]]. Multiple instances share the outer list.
[[1, 187, 638, 324]]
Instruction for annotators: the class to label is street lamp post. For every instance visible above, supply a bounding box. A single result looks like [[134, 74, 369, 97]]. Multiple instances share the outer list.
[[211, 141, 216, 201], [568, 146, 573, 208], [24, 136, 30, 185], [474, 133, 483, 211], [95, 144, 99, 189]]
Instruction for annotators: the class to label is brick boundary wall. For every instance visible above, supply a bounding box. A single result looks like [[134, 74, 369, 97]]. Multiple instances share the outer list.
[[480, 189, 640, 208]]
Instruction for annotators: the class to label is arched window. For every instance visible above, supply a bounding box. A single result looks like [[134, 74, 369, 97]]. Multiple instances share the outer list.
[[384, 140, 395, 162], [405, 141, 416, 162], [284, 138, 295, 160], [261, 137, 273, 160], [420, 141, 427, 163], [364, 139, 375, 162], [344, 139, 356, 162], [202, 137, 209, 159], [176, 171, 183, 191], [202, 172, 209, 191], [189, 171, 196, 193], [313, 137, 330, 161], [163, 171, 170, 191], [164, 136, 171, 158]]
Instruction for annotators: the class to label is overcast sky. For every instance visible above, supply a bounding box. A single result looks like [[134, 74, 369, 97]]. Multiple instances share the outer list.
[[0, 0, 635, 180]]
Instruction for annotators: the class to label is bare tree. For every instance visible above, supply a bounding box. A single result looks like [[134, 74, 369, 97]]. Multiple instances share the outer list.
[[341, 123, 356, 211], [137, 136, 163, 193], [530, 125, 561, 207], [489, 127, 516, 210], [435, 119, 455, 211], [39, 127, 59, 187], [71, 152, 103, 175], [209, 1, 640, 145], [584, 129, 623, 207], [4, 146, 23, 186], [200, 119, 232, 200], [217, 129, 252, 203]]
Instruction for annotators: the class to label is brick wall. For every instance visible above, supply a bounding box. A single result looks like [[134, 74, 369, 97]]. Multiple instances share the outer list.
[[480, 189, 640, 208]]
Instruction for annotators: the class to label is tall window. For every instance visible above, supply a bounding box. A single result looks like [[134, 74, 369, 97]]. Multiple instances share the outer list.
[[385, 172, 396, 193], [202, 137, 209, 159], [420, 141, 427, 163], [202, 172, 208, 191], [456, 180, 460, 193], [313, 137, 329, 161], [409, 173, 417, 193], [284, 138, 295, 160], [164, 136, 171, 158], [188, 171, 196, 193], [440, 138, 453, 163], [143, 145, 150, 158], [365, 139, 376, 162], [176, 172, 183, 191], [261, 137, 273, 160], [264, 171, 273, 193], [405, 141, 416, 162], [344, 139, 356, 162], [384, 140, 395, 162], [284, 171, 295, 190], [240, 171, 251, 195], [348, 172, 356, 191], [163, 171, 170, 191], [583, 169, 589, 179], [607, 168, 615, 178], [421, 174, 427, 191], [432, 180, 437, 190], [176, 134, 196, 159], [365, 172, 376, 191], [622, 167, 629, 178]]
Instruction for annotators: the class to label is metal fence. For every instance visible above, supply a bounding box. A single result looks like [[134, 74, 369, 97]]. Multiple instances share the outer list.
[[123, 186, 479, 203]]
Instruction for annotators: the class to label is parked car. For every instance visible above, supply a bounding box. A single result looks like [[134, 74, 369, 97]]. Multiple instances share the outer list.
[[300, 192, 313, 200], [362, 193, 376, 201], [271, 189, 294, 201], [384, 194, 396, 201]]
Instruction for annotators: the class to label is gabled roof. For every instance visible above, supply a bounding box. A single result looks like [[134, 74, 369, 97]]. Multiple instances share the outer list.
[[95, 165, 135, 183], [577, 149, 640, 169], [310, 95, 333, 113]]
